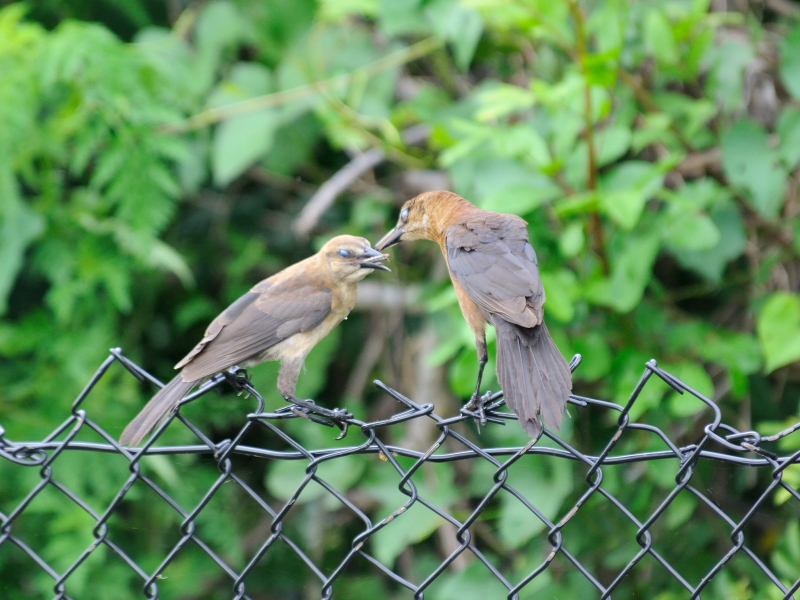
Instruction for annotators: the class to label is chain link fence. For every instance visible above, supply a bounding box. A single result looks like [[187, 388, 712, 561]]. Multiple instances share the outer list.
[[1, 348, 799, 599]]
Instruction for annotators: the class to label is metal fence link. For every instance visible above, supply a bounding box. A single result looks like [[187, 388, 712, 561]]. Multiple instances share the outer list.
[[1, 349, 799, 599]]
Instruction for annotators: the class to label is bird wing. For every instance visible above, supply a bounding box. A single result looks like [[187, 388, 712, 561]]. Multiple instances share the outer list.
[[177, 274, 333, 382], [446, 213, 544, 328]]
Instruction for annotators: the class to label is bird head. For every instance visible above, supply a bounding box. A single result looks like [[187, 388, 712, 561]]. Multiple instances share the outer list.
[[375, 191, 468, 250], [321, 235, 390, 282]]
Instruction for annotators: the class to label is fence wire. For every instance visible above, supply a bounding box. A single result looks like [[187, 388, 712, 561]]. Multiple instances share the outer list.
[[1, 348, 799, 599]]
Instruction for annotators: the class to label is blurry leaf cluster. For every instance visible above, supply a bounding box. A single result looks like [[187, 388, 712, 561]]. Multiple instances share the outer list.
[[1, 0, 800, 597]]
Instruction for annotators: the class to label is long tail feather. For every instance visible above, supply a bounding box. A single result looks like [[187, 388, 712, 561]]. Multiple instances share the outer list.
[[120, 375, 195, 447], [492, 318, 572, 436]]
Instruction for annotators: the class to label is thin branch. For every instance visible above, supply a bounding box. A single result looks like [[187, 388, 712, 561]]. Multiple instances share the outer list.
[[674, 148, 722, 179], [618, 70, 695, 152], [292, 125, 430, 238], [318, 95, 427, 168], [161, 37, 443, 134]]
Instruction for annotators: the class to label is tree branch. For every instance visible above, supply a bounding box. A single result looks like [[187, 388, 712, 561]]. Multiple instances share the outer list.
[[161, 38, 443, 134], [292, 125, 430, 238]]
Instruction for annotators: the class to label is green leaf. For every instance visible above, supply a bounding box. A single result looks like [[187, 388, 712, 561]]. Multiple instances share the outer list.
[[436, 560, 533, 600], [208, 62, 274, 109], [195, 0, 247, 59], [757, 292, 800, 372], [426, 0, 483, 71], [475, 84, 535, 122], [378, 0, 427, 36], [371, 462, 458, 565], [644, 9, 678, 65], [212, 110, 280, 186], [372, 504, 444, 565], [670, 198, 746, 283], [599, 161, 664, 230], [599, 189, 646, 230], [584, 50, 619, 87], [558, 222, 585, 258], [498, 458, 572, 548], [481, 182, 551, 214], [266, 454, 366, 503], [699, 329, 762, 375], [614, 351, 669, 421], [780, 24, 800, 99], [571, 331, 612, 382], [319, 0, 379, 21], [662, 209, 720, 251], [450, 156, 559, 209], [721, 118, 785, 219], [631, 113, 673, 152], [705, 40, 754, 112], [773, 520, 800, 578], [596, 125, 632, 167], [540, 269, 579, 323], [665, 362, 714, 417], [585, 233, 660, 313], [0, 166, 45, 315]]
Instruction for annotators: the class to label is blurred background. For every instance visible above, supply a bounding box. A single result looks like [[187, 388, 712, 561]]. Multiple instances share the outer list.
[[1, 0, 800, 598]]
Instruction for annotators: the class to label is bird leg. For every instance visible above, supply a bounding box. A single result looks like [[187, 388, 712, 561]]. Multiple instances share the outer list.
[[279, 358, 352, 438], [463, 349, 493, 428], [283, 395, 353, 439]]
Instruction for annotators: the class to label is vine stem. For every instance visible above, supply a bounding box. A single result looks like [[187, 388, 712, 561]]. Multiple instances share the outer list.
[[568, 0, 610, 275], [160, 37, 443, 134]]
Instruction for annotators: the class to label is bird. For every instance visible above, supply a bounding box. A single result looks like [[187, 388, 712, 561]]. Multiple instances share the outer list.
[[120, 235, 390, 447], [375, 191, 572, 436]]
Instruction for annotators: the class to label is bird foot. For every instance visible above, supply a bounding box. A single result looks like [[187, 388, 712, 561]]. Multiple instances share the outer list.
[[462, 390, 499, 430], [223, 367, 252, 398], [284, 396, 353, 440]]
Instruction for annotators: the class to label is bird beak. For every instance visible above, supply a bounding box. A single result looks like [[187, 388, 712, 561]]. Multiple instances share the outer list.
[[357, 247, 391, 271], [375, 225, 404, 251]]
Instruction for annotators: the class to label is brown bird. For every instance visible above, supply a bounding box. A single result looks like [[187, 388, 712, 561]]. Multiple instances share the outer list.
[[120, 235, 389, 447], [375, 191, 571, 436]]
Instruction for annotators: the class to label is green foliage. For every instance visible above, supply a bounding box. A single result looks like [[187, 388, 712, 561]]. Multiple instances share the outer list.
[[758, 292, 800, 373], [2, 0, 800, 597]]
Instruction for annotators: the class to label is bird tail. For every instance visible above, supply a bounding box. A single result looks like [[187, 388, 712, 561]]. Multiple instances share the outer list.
[[491, 317, 572, 437], [119, 375, 195, 447]]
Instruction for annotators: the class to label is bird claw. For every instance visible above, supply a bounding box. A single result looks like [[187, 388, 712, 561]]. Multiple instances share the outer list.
[[223, 367, 252, 391], [462, 390, 497, 430], [285, 397, 352, 439]]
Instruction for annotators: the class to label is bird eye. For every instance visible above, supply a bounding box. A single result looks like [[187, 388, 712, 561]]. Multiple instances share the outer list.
[[339, 249, 351, 258], [400, 208, 409, 221]]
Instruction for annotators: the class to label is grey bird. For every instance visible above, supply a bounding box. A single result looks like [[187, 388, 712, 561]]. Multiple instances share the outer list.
[[120, 235, 389, 447]]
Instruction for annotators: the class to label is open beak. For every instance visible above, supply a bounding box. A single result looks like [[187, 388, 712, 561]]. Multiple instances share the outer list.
[[374, 225, 404, 251], [358, 247, 391, 271]]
